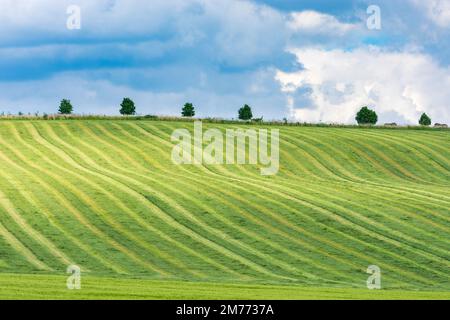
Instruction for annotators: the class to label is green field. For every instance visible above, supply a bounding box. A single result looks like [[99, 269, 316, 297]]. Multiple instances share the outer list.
[[1, 274, 449, 300], [0, 120, 449, 299]]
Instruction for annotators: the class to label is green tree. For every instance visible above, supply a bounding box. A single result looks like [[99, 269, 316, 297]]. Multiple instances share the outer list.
[[238, 104, 253, 121], [58, 99, 73, 114], [181, 103, 195, 117], [418, 113, 431, 126], [120, 98, 136, 115], [355, 106, 378, 125]]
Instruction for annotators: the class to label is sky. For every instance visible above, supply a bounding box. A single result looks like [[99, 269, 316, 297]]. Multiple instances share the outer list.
[[1, 0, 450, 124]]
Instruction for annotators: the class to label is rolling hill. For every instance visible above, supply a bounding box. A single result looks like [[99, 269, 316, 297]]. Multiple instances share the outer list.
[[0, 120, 449, 299]]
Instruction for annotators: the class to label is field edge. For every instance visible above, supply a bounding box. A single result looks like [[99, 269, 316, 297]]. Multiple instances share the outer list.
[[0, 274, 449, 300]]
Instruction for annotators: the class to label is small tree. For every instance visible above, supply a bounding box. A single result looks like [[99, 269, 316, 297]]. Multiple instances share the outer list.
[[181, 103, 195, 117], [120, 98, 136, 115], [59, 99, 73, 114], [238, 104, 253, 121], [419, 113, 431, 126], [356, 106, 378, 125]]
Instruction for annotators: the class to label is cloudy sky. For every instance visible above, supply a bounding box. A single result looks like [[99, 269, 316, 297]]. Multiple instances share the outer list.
[[1, 0, 450, 124]]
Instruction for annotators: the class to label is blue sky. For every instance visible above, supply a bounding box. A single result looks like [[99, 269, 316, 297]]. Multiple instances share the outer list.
[[1, 0, 450, 124]]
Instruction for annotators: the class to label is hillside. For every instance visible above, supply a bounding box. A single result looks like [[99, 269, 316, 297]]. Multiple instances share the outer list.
[[0, 120, 449, 298]]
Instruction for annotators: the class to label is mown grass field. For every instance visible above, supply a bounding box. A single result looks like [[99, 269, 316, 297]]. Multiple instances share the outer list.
[[1, 274, 449, 300], [0, 120, 449, 299]]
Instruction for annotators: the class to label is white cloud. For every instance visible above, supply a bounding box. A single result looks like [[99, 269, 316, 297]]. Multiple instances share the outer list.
[[0, 0, 185, 38], [200, 0, 286, 66], [0, 0, 286, 67], [287, 11, 357, 36], [411, 0, 450, 27], [276, 47, 450, 124]]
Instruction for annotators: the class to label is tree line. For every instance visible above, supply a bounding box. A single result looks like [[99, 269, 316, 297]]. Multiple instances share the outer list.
[[355, 106, 435, 127], [58, 98, 255, 121], [57, 98, 442, 127]]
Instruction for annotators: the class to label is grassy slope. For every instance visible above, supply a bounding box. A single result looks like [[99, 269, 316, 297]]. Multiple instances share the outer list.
[[0, 120, 449, 299]]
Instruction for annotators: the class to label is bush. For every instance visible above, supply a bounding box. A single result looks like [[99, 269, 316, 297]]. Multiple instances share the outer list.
[[120, 98, 136, 115], [181, 103, 195, 117], [356, 106, 378, 125], [58, 99, 73, 114], [419, 113, 431, 126], [238, 104, 253, 121]]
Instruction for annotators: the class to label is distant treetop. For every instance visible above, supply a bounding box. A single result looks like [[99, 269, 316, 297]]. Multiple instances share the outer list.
[[356, 106, 378, 125], [419, 113, 431, 126], [120, 98, 136, 115], [182, 102, 195, 117], [238, 104, 253, 121], [58, 99, 73, 114]]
